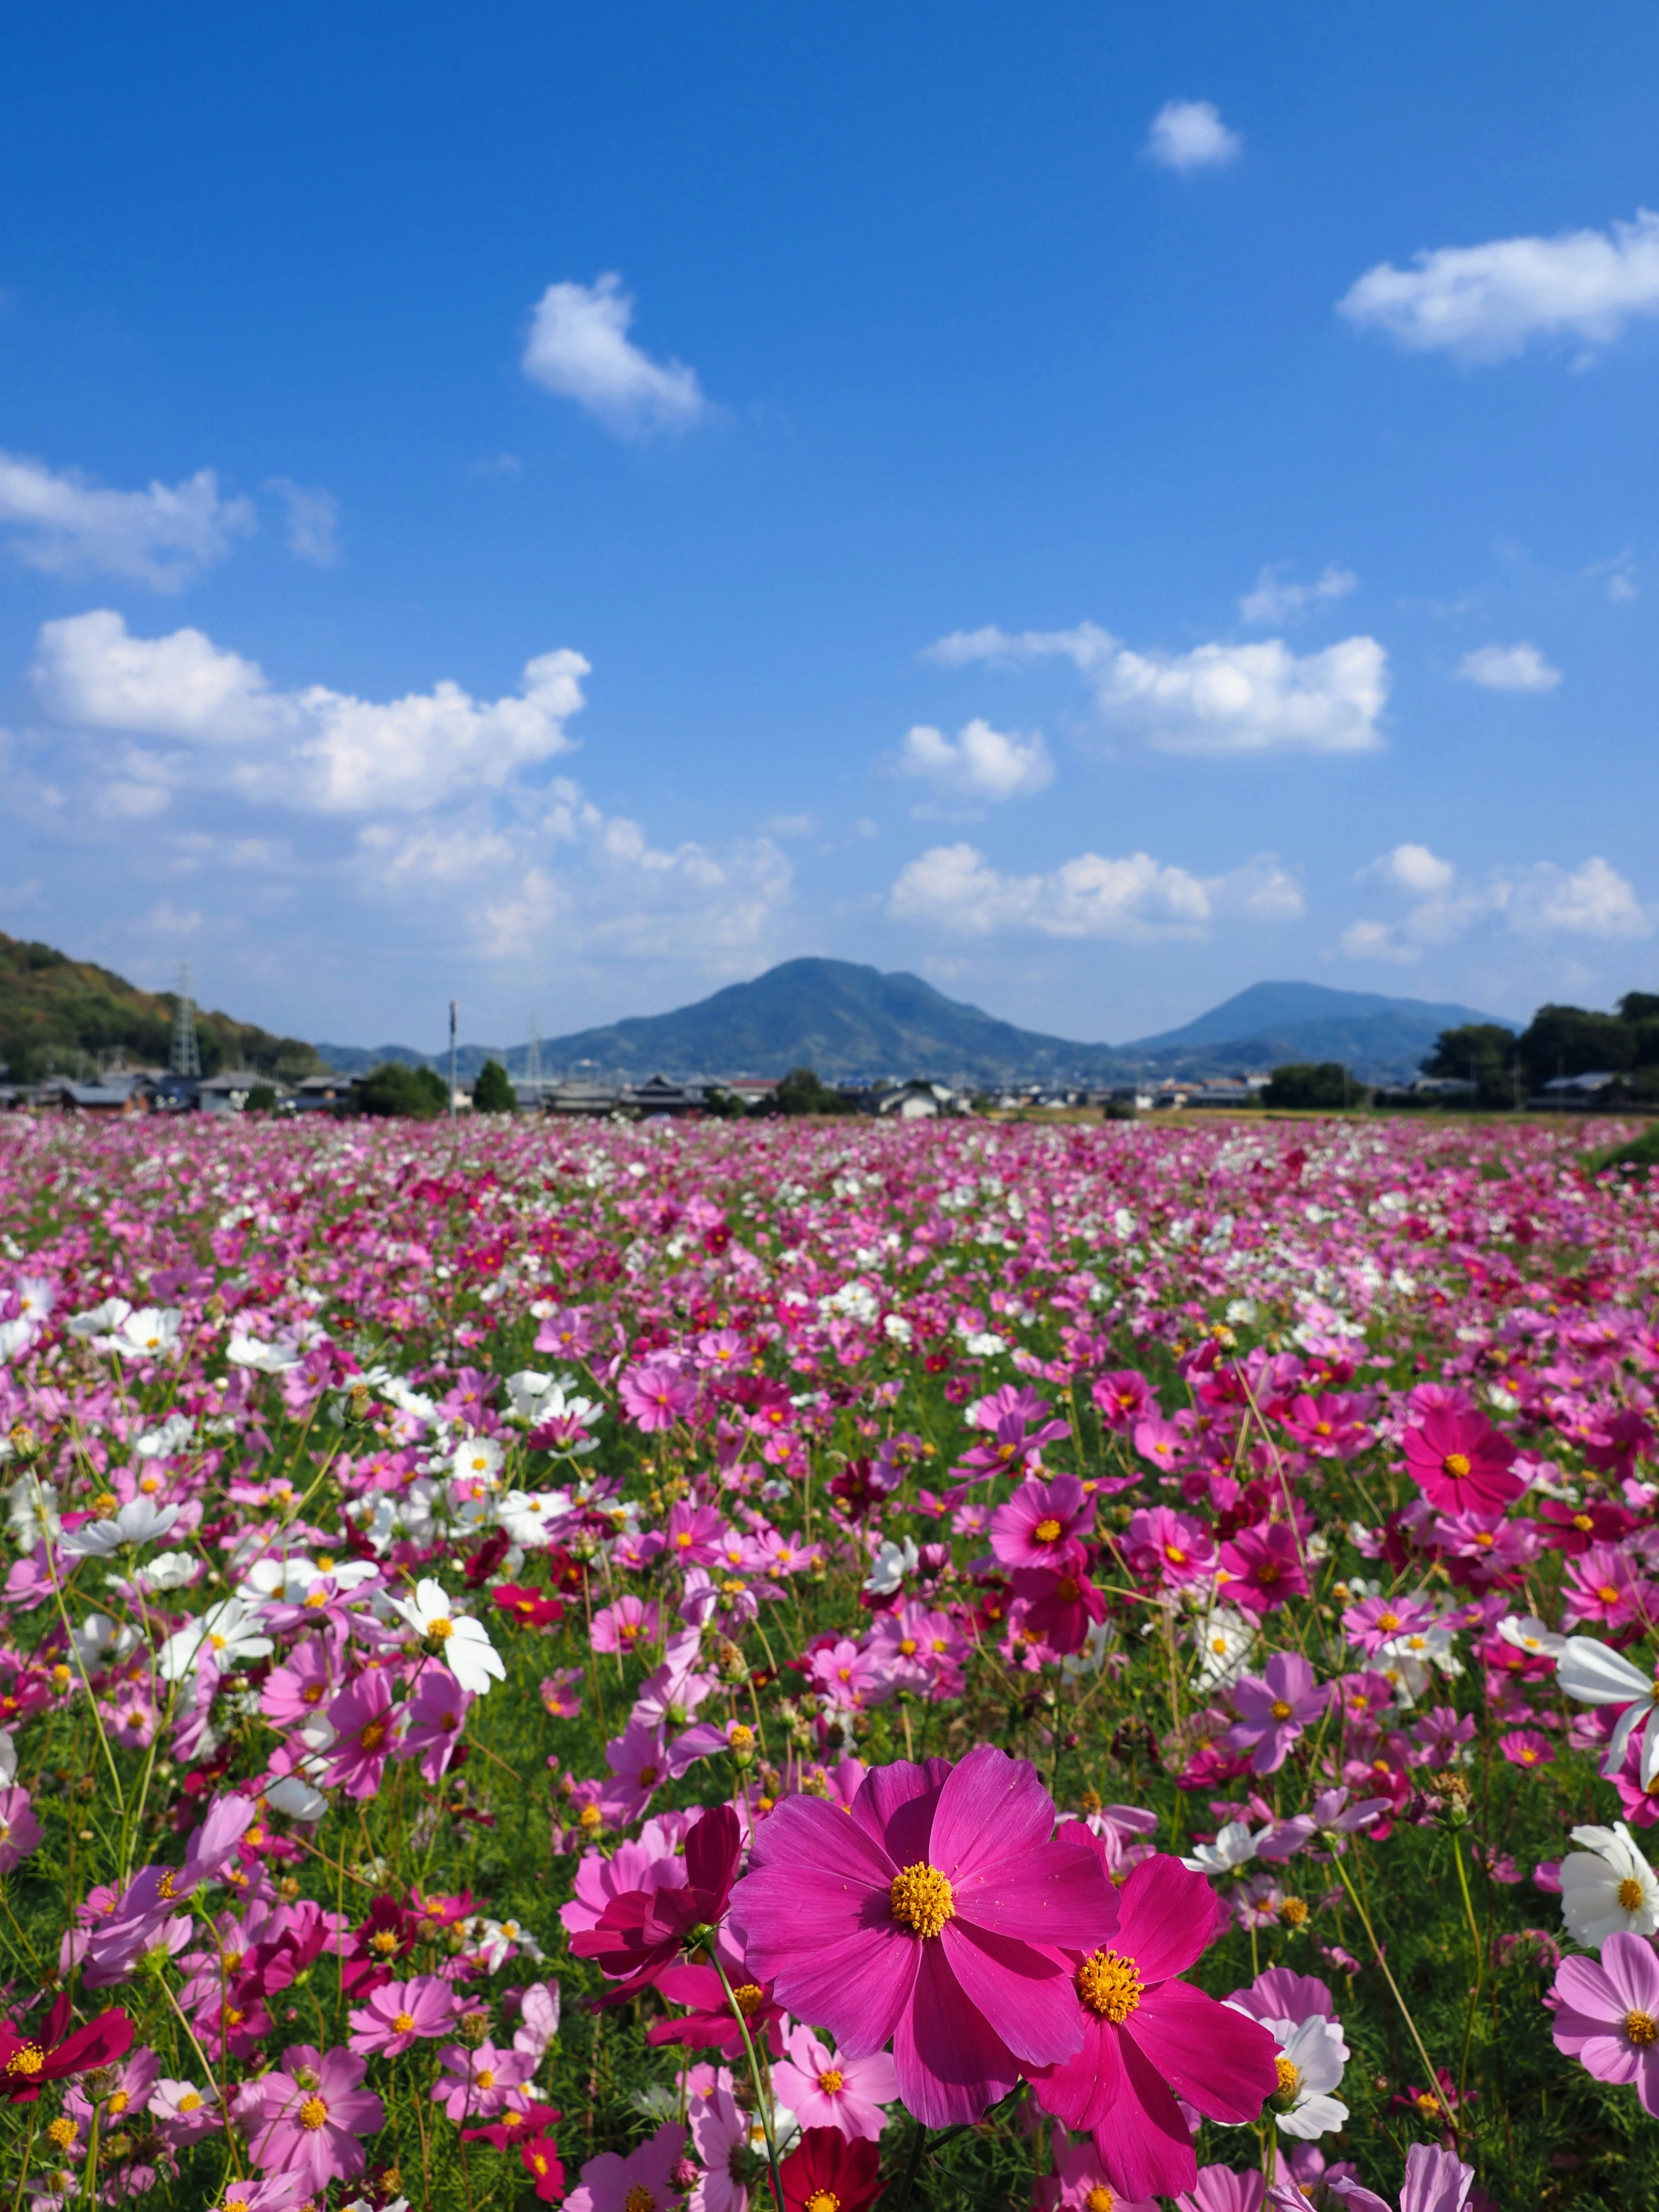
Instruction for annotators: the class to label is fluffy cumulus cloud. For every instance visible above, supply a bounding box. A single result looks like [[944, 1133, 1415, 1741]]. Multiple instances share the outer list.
[[1239, 563, 1358, 625], [1456, 642, 1562, 692], [0, 450, 255, 590], [1341, 848, 1649, 962], [928, 621, 1386, 756], [896, 718, 1053, 808], [31, 610, 588, 814], [521, 274, 706, 434], [889, 842, 1301, 941], [265, 478, 342, 566], [1339, 207, 1659, 363], [1144, 99, 1241, 173]]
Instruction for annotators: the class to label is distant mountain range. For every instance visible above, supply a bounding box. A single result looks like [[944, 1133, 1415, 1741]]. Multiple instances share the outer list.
[[318, 962, 1513, 1087]]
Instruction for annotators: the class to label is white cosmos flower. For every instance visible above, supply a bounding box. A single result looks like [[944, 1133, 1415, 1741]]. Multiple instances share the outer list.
[[67, 1297, 132, 1340], [1560, 1821, 1659, 1948], [60, 1499, 182, 1557], [137, 1550, 201, 1593], [1377, 1623, 1462, 1706], [158, 1597, 274, 1683], [266, 1772, 328, 1823], [1181, 1819, 1259, 1877], [101, 1307, 184, 1361], [227, 1335, 305, 1373], [134, 1412, 196, 1459], [451, 1435, 505, 1487], [1557, 1636, 1659, 1780], [1191, 1603, 1258, 1692], [1252, 2012, 1349, 2139], [862, 1537, 918, 1596], [1498, 1614, 1567, 1659], [389, 1579, 505, 1696], [498, 1490, 574, 1548]]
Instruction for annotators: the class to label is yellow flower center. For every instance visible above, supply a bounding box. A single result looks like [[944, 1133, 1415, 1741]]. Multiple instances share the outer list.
[[1270, 1700, 1293, 1722], [730, 1725, 755, 1750], [889, 1862, 956, 1939], [1378, 1611, 1400, 1631], [1279, 1897, 1309, 1927], [806, 2195, 840, 2212], [359, 1719, 388, 1752], [298, 2095, 329, 2129], [1620, 1877, 1646, 1912], [179, 2092, 203, 2113], [1627, 2010, 1659, 2047], [1415, 2091, 1441, 2118], [1033, 1518, 1064, 1543], [1442, 1453, 1471, 1480], [817, 2068, 844, 2094], [477, 2068, 495, 2088], [429, 1616, 454, 1640], [578, 1804, 603, 1829], [1076, 1950, 1144, 2023], [108, 2090, 129, 2114], [1084, 2190, 1116, 2212], [625, 2188, 656, 2212], [899, 1638, 917, 1656], [371, 1930, 400, 1956], [1275, 2056, 1302, 2103], [5, 2044, 44, 2077], [731, 1983, 766, 2015], [47, 2118, 76, 2151], [393, 2012, 416, 2034]]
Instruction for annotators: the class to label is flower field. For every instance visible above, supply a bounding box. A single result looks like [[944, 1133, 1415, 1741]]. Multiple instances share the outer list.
[[3, 1108, 1659, 2212]]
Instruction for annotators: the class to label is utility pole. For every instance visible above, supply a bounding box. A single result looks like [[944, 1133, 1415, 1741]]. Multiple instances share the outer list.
[[448, 1001, 458, 1122], [170, 964, 201, 1078]]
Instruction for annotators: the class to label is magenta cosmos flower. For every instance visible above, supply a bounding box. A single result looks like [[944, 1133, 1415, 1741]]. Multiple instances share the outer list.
[[1227, 1654, 1330, 1777], [729, 1745, 1118, 2126], [1026, 1853, 1280, 2202], [346, 1973, 456, 2057], [1402, 1408, 1522, 1515], [1551, 1929, 1659, 2112], [566, 2120, 687, 2212], [251, 2044, 385, 2190], [990, 1475, 1094, 1573]]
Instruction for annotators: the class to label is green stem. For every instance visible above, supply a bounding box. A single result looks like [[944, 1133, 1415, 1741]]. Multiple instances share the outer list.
[[1332, 1850, 1455, 2139], [711, 1951, 785, 2212], [893, 2117, 928, 2212], [1452, 1830, 1485, 2127]]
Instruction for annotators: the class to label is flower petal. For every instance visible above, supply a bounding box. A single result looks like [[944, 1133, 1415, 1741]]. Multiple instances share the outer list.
[[940, 1920, 1084, 2065], [929, 1744, 1059, 1879], [952, 1837, 1119, 1951], [849, 1756, 951, 1867], [1599, 1930, 1659, 2016], [1090, 2028, 1196, 2201], [890, 1938, 1020, 2126], [1114, 1856, 1223, 1983], [1124, 1981, 1279, 2123]]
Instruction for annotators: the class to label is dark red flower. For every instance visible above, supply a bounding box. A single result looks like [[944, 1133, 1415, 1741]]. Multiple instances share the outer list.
[[780, 2129, 884, 2212], [464, 2098, 561, 2147], [493, 1583, 566, 1631], [0, 1997, 133, 2104], [1010, 1565, 1107, 1653], [519, 2128, 567, 2202], [569, 1803, 741, 2001]]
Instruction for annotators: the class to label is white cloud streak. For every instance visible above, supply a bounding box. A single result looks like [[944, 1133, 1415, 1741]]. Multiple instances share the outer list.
[[1239, 563, 1358, 625], [265, 479, 342, 566], [928, 621, 1386, 756], [521, 274, 706, 434], [0, 451, 255, 590], [1339, 208, 1659, 363], [1456, 642, 1561, 692], [1144, 100, 1241, 173], [31, 610, 588, 814], [1342, 849, 1649, 961], [896, 718, 1053, 807], [889, 843, 1301, 941]]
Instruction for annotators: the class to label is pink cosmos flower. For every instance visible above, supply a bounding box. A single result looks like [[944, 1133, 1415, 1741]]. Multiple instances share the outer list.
[[1011, 1567, 1108, 1656], [250, 2044, 385, 2191], [1402, 1409, 1522, 1515], [989, 1474, 1094, 1573], [602, 1719, 674, 1823], [1039, 2132, 1159, 2212], [664, 1500, 734, 1567], [1176, 2166, 1265, 2212], [590, 1595, 661, 1655], [1132, 1417, 1191, 1472], [431, 2038, 538, 2122], [1026, 1850, 1279, 2201], [0, 1785, 42, 1873], [560, 1824, 689, 1937], [1341, 1596, 1435, 1658], [1225, 1967, 1334, 2028], [1227, 1655, 1331, 1776], [770, 2023, 899, 2141], [398, 1665, 471, 1783], [690, 2085, 755, 2212], [1123, 1506, 1217, 1589], [729, 1745, 1119, 2126], [1218, 1522, 1308, 1615], [1562, 1544, 1655, 1631], [1270, 2140, 1473, 2212], [565, 2121, 687, 2212], [321, 1672, 397, 1799], [1550, 1929, 1659, 2111], [540, 1667, 585, 1719], [259, 1637, 336, 1726], [1093, 1370, 1158, 1432], [346, 1974, 457, 2056], [1499, 1727, 1554, 1770], [619, 1363, 698, 1432]]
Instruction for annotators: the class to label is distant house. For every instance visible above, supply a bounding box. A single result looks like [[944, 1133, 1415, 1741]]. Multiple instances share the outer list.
[[875, 1080, 961, 1120], [52, 1079, 146, 1114], [719, 1077, 780, 1108], [196, 1071, 267, 1116], [625, 1074, 706, 1117], [1536, 1070, 1620, 1108], [550, 1080, 624, 1116], [293, 1073, 349, 1113]]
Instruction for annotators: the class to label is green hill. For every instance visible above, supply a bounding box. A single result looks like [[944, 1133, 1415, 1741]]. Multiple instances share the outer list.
[[0, 934, 321, 1084]]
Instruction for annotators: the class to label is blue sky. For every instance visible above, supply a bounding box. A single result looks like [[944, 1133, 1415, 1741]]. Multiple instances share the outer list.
[[4, 1, 1659, 1053]]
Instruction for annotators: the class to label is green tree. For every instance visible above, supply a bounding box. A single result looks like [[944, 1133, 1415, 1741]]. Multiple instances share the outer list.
[[1262, 1062, 1363, 1110], [243, 1083, 279, 1114], [763, 1066, 852, 1116], [1421, 1022, 1517, 1109], [471, 1059, 516, 1114], [349, 1062, 449, 1118]]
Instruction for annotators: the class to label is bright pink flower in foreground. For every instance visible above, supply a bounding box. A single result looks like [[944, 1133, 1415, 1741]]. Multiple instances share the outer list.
[[570, 1803, 741, 1999], [1402, 1408, 1522, 1515], [590, 1594, 661, 1655], [321, 1672, 397, 1799], [346, 1974, 456, 2056], [566, 2120, 686, 2212], [989, 1474, 1093, 1573], [1218, 1521, 1308, 1615], [770, 2022, 899, 2141], [1500, 1729, 1554, 1770], [1026, 1851, 1280, 2201], [730, 1745, 1118, 2126], [251, 2044, 385, 2190], [1039, 2132, 1158, 2212], [1551, 1929, 1659, 2112], [1227, 1653, 1330, 1777]]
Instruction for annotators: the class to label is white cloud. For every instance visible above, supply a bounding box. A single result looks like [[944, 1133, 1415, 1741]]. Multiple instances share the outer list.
[[521, 274, 706, 435], [896, 718, 1053, 807], [1362, 842, 1456, 896], [32, 610, 588, 814], [0, 451, 255, 590], [889, 843, 1300, 940], [1587, 549, 1638, 602], [1339, 208, 1659, 364], [481, 821, 791, 964], [1239, 563, 1358, 625], [265, 479, 341, 566], [930, 621, 1386, 756], [1342, 850, 1649, 960], [1456, 642, 1561, 692], [1144, 100, 1241, 174]]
